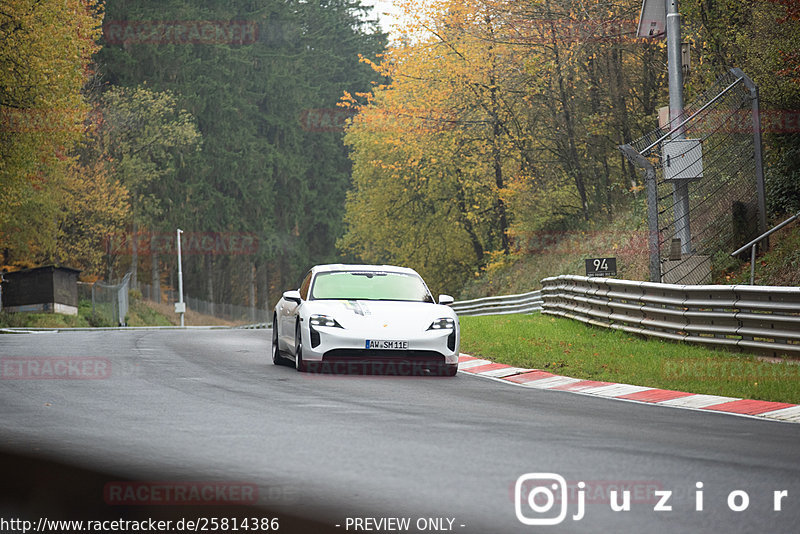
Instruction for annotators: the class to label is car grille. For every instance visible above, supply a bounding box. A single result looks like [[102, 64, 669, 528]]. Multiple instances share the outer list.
[[323, 349, 445, 363], [310, 350, 448, 375]]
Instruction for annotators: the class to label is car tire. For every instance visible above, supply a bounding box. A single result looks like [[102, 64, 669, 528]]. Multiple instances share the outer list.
[[295, 323, 307, 372], [271, 316, 285, 366], [441, 364, 458, 377]]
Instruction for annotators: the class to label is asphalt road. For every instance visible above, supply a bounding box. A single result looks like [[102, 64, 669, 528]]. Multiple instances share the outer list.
[[1, 329, 799, 533]]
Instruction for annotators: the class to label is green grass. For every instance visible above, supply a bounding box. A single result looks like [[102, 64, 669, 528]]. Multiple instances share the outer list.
[[720, 222, 800, 286], [0, 310, 91, 328], [0, 296, 174, 329], [460, 314, 800, 404], [459, 199, 650, 299], [125, 299, 173, 327]]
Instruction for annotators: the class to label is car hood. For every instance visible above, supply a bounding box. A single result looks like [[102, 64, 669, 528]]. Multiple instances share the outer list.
[[305, 300, 456, 333]]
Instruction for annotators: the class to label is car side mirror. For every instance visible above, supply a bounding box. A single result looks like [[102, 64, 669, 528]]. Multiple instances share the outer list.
[[438, 294, 454, 305], [283, 290, 302, 304]]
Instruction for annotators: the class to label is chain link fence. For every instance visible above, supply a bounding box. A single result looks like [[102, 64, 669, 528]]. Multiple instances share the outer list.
[[77, 273, 131, 326], [621, 68, 766, 284], [139, 282, 269, 324]]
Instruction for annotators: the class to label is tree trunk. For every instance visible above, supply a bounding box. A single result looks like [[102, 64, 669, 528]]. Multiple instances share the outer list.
[[261, 261, 272, 313], [609, 48, 637, 189], [454, 168, 485, 263], [485, 21, 511, 254], [131, 220, 138, 288], [546, 1, 589, 220]]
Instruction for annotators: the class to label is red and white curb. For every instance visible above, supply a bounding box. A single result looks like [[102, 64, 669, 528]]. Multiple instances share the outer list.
[[457, 355, 800, 424]]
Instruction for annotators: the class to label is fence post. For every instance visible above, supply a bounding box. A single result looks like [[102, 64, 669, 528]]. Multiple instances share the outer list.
[[619, 144, 661, 282], [732, 68, 767, 240]]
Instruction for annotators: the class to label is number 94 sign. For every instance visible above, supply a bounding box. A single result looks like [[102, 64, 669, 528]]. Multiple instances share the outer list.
[[585, 257, 617, 277]]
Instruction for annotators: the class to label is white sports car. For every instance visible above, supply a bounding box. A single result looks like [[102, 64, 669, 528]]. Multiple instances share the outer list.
[[271, 264, 459, 376]]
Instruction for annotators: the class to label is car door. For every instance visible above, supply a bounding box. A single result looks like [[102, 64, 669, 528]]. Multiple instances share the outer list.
[[280, 270, 312, 352]]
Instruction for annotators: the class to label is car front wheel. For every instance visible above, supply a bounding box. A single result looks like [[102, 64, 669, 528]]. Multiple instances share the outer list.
[[272, 316, 285, 366], [295, 323, 307, 372], [440, 364, 458, 377]]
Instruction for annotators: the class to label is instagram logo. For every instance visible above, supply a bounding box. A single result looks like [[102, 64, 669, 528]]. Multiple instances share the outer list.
[[515, 473, 582, 525]]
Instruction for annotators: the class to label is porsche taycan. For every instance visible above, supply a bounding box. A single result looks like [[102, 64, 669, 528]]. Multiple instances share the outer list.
[[271, 264, 459, 376]]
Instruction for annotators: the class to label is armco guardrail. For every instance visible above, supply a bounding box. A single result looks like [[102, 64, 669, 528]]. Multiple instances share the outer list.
[[450, 290, 543, 317], [236, 322, 270, 329], [541, 275, 800, 358]]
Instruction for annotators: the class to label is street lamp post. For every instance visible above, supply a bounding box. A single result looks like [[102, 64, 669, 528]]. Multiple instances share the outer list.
[[666, 0, 692, 255], [175, 228, 185, 327]]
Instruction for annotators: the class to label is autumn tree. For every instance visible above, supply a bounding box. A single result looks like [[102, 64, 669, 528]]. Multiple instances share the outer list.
[[0, 0, 103, 267], [91, 86, 201, 285], [340, 0, 664, 291], [53, 160, 130, 278], [683, 0, 800, 214]]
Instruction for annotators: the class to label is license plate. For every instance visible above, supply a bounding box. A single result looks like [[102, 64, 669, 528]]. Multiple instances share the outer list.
[[365, 340, 409, 350]]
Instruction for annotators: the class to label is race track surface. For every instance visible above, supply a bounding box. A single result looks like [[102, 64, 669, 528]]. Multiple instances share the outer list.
[[1, 329, 798, 533]]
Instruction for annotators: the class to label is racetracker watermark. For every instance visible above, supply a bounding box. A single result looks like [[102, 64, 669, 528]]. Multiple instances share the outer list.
[[302, 360, 456, 377], [0, 106, 85, 134], [1, 357, 111, 380], [516, 18, 650, 44], [661, 360, 797, 382], [105, 231, 258, 256], [103, 20, 259, 45], [513, 230, 648, 255], [104, 482, 258, 506], [687, 109, 800, 134], [514, 473, 791, 526]]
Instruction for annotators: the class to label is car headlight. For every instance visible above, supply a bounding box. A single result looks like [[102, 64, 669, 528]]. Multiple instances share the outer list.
[[427, 317, 455, 330], [309, 314, 343, 328]]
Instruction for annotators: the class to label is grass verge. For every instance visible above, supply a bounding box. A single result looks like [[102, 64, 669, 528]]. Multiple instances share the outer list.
[[0, 296, 236, 329], [0, 310, 91, 328], [460, 314, 800, 404]]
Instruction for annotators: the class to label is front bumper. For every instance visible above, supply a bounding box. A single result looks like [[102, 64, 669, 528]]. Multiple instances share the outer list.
[[302, 324, 459, 365]]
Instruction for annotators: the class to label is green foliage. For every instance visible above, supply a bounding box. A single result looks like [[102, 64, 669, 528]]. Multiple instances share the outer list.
[[95, 0, 386, 301], [0, 298, 174, 328], [718, 223, 800, 286], [683, 0, 800, 234], [766, 134, 800, 214], [94, 86, 201, 225], [0, 311, 91, 329], [79, 298, 114, 327]]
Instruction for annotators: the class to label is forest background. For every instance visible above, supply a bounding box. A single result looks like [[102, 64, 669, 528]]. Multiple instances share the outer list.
[[1, 0, 798, 309]]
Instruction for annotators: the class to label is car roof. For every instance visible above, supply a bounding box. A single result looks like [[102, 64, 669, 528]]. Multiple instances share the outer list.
[[310, 264, 420, 276]]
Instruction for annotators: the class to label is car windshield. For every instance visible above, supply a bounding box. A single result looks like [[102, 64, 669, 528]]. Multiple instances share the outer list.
[[310, 271, 433, 302]]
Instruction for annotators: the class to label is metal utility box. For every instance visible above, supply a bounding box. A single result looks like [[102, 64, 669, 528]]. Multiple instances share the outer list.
[[1, 266, 81, 315], [662, 138, 703, 181]]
